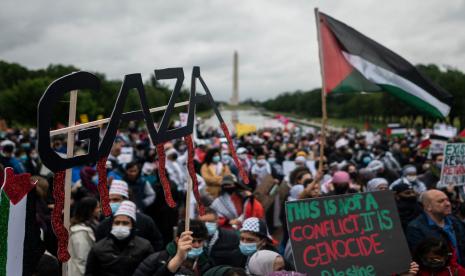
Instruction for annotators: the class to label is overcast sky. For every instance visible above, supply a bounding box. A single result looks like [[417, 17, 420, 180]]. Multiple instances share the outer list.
[[1, 0, 464, 102]]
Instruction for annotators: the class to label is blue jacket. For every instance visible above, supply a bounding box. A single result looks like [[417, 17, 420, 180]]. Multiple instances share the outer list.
[[406, 212, 465, 266]]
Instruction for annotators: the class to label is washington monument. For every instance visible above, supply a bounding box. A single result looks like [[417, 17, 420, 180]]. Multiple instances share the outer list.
[[231, 51, 239, 106]]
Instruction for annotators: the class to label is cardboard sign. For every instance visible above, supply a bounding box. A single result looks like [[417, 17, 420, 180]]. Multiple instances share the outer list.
[[427, 134, 448, 159], [434, 123, 457, 138], [439, 143, 465, 187], [285, 191, 411, 275], [179, 112, 188, 126], [117, 146, 134, 164]]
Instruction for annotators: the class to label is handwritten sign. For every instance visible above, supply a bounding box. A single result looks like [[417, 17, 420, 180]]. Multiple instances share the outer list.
[[285, 191, 410, 275], [439, 143, 465, 187]]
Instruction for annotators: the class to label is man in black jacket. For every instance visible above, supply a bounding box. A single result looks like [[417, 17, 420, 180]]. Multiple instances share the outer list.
[[406, 189, 465, 266], [199, 208, 246, 267], [85, 201, 153, 276], [134, 219, 213, 276], [94, 180, 164, 251]]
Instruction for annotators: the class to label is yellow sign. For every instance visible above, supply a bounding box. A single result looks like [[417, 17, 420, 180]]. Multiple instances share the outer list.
[[235, 123, 257, 137], [79, 114, 89, 123]]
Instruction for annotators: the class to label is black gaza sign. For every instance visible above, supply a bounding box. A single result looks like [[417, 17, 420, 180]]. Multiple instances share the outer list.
[[37, 67, 225, 172]]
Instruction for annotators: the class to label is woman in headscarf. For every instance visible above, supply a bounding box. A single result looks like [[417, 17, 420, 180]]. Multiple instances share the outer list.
[[366, 178, 389, 192], [247, 250, 287, 276]]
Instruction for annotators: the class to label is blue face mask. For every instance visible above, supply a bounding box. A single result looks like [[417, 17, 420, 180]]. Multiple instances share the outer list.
[[205, 222, 218, 236], [187, 246, 204, 259], [92, 174, 99, 185], [110, 203, 120, 214], [212, 156, 221, 163], [222, 155, 231, 163], [239, 242, 257, 256]]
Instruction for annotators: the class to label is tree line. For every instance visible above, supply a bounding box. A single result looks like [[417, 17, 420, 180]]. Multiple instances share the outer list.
[[0, 60, 211, 127], [262, 64, 465, 129]]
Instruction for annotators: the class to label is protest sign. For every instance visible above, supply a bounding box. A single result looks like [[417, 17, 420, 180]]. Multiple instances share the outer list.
[[439, 143, 465, 187], [179, 112, 188, 126], [427, 134, 448, 159], [35, 67, 249, 265], [117, 146, 134, 164], [434, 123, 457, 138], [285, 191, 411, 275]]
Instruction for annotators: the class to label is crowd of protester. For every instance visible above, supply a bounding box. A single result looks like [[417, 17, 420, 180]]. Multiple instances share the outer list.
[[1, 120, 465, 276]]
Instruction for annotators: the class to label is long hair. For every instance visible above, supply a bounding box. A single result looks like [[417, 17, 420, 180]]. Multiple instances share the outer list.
[[71, 196, 98, 226], [204, 148, 220, 165], [413, 237, 451, 265]]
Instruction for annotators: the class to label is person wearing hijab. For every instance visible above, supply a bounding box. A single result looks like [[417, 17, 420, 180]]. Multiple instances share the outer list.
[[324, 171, 358, 196], [391, 165, 427, 194], [393, 183, 422, 232], [367, 160, 399, 184], [247, 250, 285, 276], [366, 178, 389, 192]]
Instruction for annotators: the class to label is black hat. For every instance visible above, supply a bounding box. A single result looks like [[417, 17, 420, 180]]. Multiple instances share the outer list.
[[392, 183, 412, 193]]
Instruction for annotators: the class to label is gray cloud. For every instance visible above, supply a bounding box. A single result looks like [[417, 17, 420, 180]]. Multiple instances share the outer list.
[[1, 0, 464, 102]]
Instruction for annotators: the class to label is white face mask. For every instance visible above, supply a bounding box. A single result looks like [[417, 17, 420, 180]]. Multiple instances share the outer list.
[[406, 175, 417, 182], [111, 225, 131, 240]]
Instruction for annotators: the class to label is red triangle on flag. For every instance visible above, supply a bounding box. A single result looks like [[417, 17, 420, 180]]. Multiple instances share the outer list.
[[459, 128, 465, 138], [319, 14, 354, 93]]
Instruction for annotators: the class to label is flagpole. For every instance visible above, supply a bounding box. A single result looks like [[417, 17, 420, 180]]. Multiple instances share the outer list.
[[314, 8, 328, 173]]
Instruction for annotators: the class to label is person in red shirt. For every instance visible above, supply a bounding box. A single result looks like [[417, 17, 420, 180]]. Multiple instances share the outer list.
[[414, 237, 465, 276]]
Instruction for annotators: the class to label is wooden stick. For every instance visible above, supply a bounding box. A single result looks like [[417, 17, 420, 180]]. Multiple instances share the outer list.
[[63, 90, 77, 275], [315, 8, 328, 173], [184, 175, 192, 231], [49, 101, 190, 137]]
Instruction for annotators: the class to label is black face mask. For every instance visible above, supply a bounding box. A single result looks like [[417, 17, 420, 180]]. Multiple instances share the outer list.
[[223, 187, 235, 194], [421, 258, 446, 271], [398, 195, 417, 204], [349, 172, 358, 180], [334, 183, 349, 194]]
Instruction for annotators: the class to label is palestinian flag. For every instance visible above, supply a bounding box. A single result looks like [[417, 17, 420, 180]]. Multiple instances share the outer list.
[[0, 168, 42, 276], [386, 123, 407, 138], [317, 11, 453, 118]]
